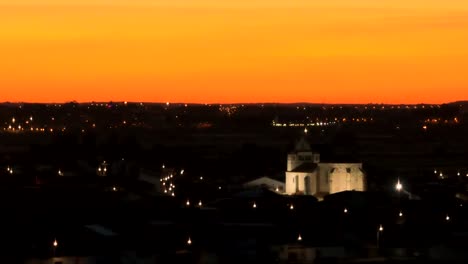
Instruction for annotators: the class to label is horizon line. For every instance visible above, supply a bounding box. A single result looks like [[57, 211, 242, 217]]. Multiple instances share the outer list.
[[1, 101, 466, 105]]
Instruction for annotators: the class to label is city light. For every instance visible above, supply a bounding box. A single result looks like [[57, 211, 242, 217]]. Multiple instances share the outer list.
[[53, 239, 58, 247], [379, 225, 384, 232], [253, 202, 257, 209], [290, 204, 294, 210], [344, 208, 348, 213], [446, 215, 450, 221], [297, 234, 302, 241], [399, 211, 403, 217], [187, 237, 192, 245]]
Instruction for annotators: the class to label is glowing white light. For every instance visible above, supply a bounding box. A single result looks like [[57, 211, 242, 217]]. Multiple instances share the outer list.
[[186, 200, 190, 206], [113, 187, 117, 191], [344, 208, 348, 213], [446, 215, 450, 221], [379, 225, 384, 232], [53, 239, 58, 247], [187, 237, 192, 245], [399, 211, 403, 217], [198, 200, 202, 207], [396, 180, 403, 191], [297, 234, 302, 241], [290, 204, 294, 210], [253, 202, 257, 208]]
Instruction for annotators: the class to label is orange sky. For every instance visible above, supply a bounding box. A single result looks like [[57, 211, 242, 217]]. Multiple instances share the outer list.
[[1, 0, 468, 103]]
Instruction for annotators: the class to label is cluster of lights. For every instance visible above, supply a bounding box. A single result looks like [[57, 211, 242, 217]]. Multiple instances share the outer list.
[[272, 121, 337, 127], [160, 166, 179, 197], [434, 169, 468, 178], [6, 166, 13, 174], [97, 161, 108, 176]]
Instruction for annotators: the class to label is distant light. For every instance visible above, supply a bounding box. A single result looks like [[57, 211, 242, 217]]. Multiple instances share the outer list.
[[253, 202, 257, 208], [434, 170, 437, 174], [304, 128, 308, 134], [399, 211, 403, 217], [344, 208, 348, 213], [198, 200, 202, 207], [457, 172, 461, 176], [297, 234, 302, 241], [275, 187, 279, 192], [440, 173, 443, 178], [379, 225, 384, 232], [162, 164, 165, 169], [12, 118, 15, 123], [446, 215, 450, 221], [171, 192, 175, 197], [29, 116, 33, 121], [187, 237, 192, 245], [113, 186, 117, 191], [180, 169, 184, 175], [290, 204, 294, 210], [186, 200, 190, 206], [53, 239, 58, 247], [200, 176, 203, 180], [166, 102, 170, 106], [218, 186, 222, 190]]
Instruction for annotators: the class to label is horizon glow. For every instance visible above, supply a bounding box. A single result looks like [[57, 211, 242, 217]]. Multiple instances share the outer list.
[[1, 0, 468, 103]]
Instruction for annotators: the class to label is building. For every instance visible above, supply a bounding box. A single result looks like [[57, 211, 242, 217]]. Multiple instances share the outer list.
[[243, 176, 285, 193], [285, 137, 366, 198]]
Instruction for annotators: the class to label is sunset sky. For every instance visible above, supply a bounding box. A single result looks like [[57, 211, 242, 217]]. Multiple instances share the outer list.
[[1, 0, 467, 103]]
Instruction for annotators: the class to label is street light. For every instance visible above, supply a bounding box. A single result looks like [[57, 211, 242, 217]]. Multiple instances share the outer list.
[[297, 234, 302, 241], [396, 180, 403, 192], [290, 204, 294, 210], [253, 202, 257, 209], [377, 225, 383, 249], [187, 237, 192, 245], [53, 239, 58, 247], [446, 215, 450, 221], [399, 211, 403, 217], [344, 208, 348, 214]]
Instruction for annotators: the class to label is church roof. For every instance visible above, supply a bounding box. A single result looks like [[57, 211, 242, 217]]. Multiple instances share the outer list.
[[291, 163, 318, 173]]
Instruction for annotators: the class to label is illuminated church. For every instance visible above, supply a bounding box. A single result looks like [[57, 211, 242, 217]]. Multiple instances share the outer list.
[[285, 137, 366, 198]]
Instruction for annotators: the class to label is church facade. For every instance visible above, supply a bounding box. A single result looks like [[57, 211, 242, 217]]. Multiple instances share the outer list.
[[285, 138, 366, 197]]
